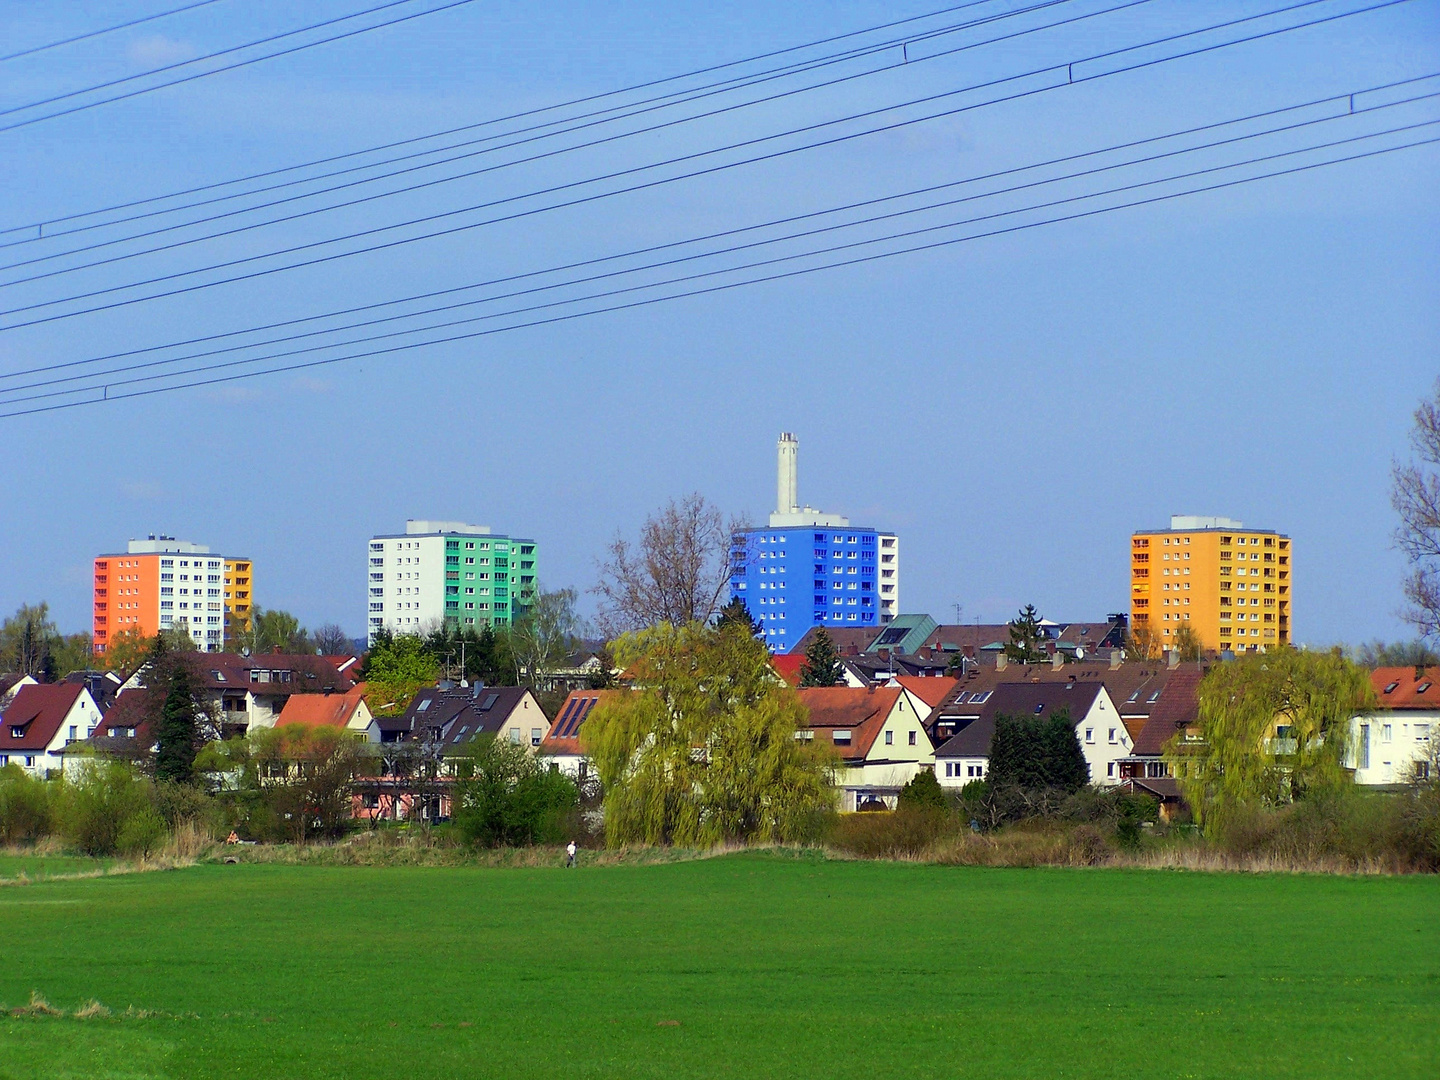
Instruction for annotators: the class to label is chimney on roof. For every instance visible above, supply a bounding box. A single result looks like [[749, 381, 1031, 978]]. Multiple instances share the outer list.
[[867, 683, 876, 694], [962, 645, 975, 659], [1167, 649, 1179, 670], [1052, 652, 1064, 671], [996, 653, 1007, 672], [1110, 651, 1122, 671], [1417, 664, 1427, 682]]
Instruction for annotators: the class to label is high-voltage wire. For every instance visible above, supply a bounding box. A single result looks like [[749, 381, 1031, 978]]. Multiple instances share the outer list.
[[0, 0, 1402, 327], [0, 1, 226, 64]]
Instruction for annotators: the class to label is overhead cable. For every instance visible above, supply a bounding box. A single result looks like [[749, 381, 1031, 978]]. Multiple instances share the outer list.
[[0, 1, 226, 65]]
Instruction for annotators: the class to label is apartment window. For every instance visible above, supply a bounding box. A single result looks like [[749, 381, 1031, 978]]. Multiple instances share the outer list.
[[1085, 728, 1095, 743], [1383, 724, 1393, 742]]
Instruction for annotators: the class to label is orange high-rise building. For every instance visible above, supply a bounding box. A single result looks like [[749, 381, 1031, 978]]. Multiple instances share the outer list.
[[93, 536, 253, 656], [1130, 516, 1291, 655]]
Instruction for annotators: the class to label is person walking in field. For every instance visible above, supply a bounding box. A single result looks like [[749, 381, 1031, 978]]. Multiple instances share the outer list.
[[566, 840, 577, 868]]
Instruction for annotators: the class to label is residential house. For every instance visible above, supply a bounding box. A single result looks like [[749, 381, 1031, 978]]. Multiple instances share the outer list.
[[378, 684, 550, 755], [0, 683, 104, 776], [537, 689, 620, 781], [933, 682, 1127, 790], [0, 674, 38, 708], [275, 684, 377, 742], [188, 653, 358, 737], [1346, 667, 1439, 786], [794, 686, 934, 811]]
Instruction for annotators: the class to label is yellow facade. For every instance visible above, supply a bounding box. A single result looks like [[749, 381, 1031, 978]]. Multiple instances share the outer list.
[[223, 558, 254, 639], [1131, 519, 1290, 654]]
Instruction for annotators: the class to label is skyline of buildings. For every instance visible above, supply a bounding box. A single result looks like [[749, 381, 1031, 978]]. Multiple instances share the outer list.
[[91, 536, 253, 656], [1130, 515, 1293, 654], [729, 433, 900, 649], [366, 520, 539, 645]]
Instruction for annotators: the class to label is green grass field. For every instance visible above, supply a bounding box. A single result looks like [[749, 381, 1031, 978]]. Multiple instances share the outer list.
[[1, 853, 1436, 1079]]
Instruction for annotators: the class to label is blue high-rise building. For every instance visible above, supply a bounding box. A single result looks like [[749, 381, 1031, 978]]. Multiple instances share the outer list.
[[729, 434, 899, 651]]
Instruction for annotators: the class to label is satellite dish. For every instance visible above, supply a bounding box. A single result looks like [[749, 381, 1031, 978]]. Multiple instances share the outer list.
[[241, 647, 251, 657]]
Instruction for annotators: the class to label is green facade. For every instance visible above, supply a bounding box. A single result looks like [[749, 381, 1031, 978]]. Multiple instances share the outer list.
[[444, 534, 539, 630]]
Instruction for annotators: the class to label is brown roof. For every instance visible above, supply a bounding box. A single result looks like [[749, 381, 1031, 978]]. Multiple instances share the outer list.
[[795, 686, 903, 761], [540, 689, 623, 755], [1129, 667, 1205, 756], [934, 681, 1106, 759], [276, 685, 369, 730], [1, 683, 84, 751], [92, 692, 152, 741], [194, 653, 357, 694], [1370, 666, 1440, 709], [788, 626, 881, 657]]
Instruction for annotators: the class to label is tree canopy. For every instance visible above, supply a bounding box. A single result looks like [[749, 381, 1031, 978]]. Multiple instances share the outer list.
[[452, 735, 578, 847], [580, 619, 836, 845], [1004, 605, 1048, 665], [798, 627, 844, 687], [987, 710, 1089, 794], [1173, 622, 1204, 662], [1392, 380, 1440, 638], [362, 631, 440, 716], [511, 586, 581, 689], [1166, 648, 1375, 837], [0, 602, 92, 680]]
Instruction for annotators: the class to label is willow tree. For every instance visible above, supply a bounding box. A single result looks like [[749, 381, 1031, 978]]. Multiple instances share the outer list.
[[1165, 648, 1373, 837], [580, 620, 836, 846]]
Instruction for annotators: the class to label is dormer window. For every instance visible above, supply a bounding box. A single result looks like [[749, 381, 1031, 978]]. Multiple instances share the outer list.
[[832, 730, 851, 745]]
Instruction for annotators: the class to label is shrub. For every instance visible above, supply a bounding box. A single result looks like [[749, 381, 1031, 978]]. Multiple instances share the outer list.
[[454, 736, 579, 848], [0, 763, 53, 844], [828, 808, 953, 859], [898, 769, 948, 810], [116, 808, 168, 859], [57, 762, 157, 856]]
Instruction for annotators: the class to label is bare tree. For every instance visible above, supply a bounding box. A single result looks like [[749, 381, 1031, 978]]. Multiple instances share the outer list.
[[312, 623, 353, 656], [592, 493, 741, 635], [1393, 382, 1440, 637], [512, 586, 580, 689]]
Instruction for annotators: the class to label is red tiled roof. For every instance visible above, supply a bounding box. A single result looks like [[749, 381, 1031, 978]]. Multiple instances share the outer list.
[[1370, 666, 1440, 709], [1, 683, 84, 751], [771, 653, 805, 687], [795, 686, 903, 761], [1129, 668, 1204, 756], [895, 675, 958, 708], [276, 684, 369, 730], [92, 691, 150, 741]]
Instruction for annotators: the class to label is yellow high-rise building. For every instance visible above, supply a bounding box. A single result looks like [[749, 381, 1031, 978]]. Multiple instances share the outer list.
[[1130, 516, 1291, 654], [224, 558, 254, 639]]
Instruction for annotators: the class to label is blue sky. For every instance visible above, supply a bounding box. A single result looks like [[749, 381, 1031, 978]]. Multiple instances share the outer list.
[[0, 0, 1436, 646]]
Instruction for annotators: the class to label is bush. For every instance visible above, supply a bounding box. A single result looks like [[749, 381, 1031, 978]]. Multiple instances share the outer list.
[[898, 769, 948, 811], [116, 808, 168, 858], [0, 763, 53, 844], [828, 808, 954, 858], [57, 762, 157, 856], [454, 737, 579, 848]]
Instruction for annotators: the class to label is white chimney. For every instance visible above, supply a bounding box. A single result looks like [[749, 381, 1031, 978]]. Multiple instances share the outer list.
[[777, 432, 799, 516]]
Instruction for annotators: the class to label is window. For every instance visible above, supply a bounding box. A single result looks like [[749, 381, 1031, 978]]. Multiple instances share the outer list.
[[908, 730, 917, 746], [1382, 724, 1393, 742], [832, 730, 851, 745], [1085, 728, 1094, 743], [509, 728, 522, 744], [1108, 728, 1117, 744], [1107, 762, 1115, 778], [531, 728, 543, 746], [885, 731, 893, 745]]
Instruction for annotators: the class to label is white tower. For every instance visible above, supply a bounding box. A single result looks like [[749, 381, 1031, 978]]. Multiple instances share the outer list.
[[777, 432, 799, 516]]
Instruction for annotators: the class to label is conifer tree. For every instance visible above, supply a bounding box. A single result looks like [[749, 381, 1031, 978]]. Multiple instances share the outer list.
[[716, 597, 763, 639], [799, 628, 845, 687], [154, 661, 199, 785], [1004, 605, 1048, 665]]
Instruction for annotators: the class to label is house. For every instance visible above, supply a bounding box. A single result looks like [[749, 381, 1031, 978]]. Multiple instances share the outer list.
[[888, 675, 959, 732], [184, 653, 358, 737], [537, 689, 621, 781], [794, 686, 934, 811], [59, 691, 154, 777], [933, 682, 1127, 790], [1117, 667, 1205, 782], [0, 683, 104, 776], [1345, 667, 1439, 786], [275, 684, 376, 742], [378, 684, 550, 756]]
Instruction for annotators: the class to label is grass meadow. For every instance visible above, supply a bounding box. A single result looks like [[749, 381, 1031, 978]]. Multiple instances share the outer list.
[[1, 852, 1436, 1079]]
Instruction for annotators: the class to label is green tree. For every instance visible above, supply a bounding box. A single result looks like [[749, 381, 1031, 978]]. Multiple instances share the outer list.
[[716, 597, 763, 639], [1173, 621, 1204, 662], [988, 710, 1088, 794], [898, 768, 948, 810], [1165, 648, 1375, 838], [798, 627, 845, 687], [0, 763, 53, 844], [57, 762, 156, 856], [1353, 639, 1440, 667], [248, 724, 371, 841], [0, 602, 58, 677], [154, 654, 200, 785], [362, 631, 439, 715], [1392, 380, 1440, 636], [1004, 605, 1048, 665], [452, 735, 578, 847], [581, 620, 837, 846]]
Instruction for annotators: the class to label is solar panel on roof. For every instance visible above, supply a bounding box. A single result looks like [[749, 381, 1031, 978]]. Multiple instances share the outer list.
[[480, 693, 499, 711]]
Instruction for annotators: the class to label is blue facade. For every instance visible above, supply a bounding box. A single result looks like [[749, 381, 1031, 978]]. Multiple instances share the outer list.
[[729, 527, 881, 650]]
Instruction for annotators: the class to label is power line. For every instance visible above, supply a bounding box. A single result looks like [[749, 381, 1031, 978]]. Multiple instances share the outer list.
[[0, 0, 481, 134], [6, 109, 1433, 407], [0, 0, 1393, 326], [0, 1, 227, 64], [0, 0, 1028, 238], [7, 72, 1432, 390], [0, 0, 1105, 273], [0, 0, 1073, 255], [3, 129, 1428, 420]]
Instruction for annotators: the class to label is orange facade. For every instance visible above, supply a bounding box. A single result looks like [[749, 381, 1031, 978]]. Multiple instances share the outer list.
[[1131, 526, 1291, 654], [93, 554, 161, 654]]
